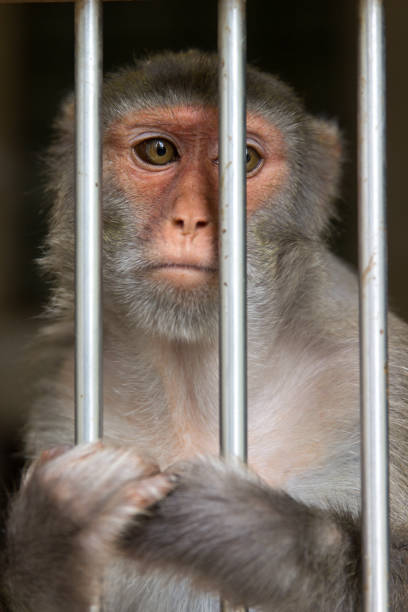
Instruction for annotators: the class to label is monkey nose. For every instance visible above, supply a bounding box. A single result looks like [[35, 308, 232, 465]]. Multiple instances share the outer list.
[[172, 216, 210, 236]]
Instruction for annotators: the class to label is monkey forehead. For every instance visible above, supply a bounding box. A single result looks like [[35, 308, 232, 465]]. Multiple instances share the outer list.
[[101, 51, 306, 134], [105, 105, 286, 159], [107, 106, 219, 141]]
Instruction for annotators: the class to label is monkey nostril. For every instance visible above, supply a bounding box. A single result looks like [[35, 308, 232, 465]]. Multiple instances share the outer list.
[[195, 220, 208, 229], [173, 218, 185, 229], [172, 217, 209, 234]]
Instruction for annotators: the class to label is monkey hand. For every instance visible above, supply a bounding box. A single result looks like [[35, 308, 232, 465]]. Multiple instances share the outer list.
[[2, 443, 173, 612], [121, 456, 361, 611]]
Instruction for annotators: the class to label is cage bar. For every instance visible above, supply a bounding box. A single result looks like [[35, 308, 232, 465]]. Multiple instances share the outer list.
[[218, 0, 247, 464], [75, 0, 103, 445], [218, 1, 247, 610], [358, 1, 389, 610], [75, 5, 103, 610]]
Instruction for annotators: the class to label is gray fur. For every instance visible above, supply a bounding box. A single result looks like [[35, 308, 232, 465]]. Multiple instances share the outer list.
[[2, 50, 408, 610]]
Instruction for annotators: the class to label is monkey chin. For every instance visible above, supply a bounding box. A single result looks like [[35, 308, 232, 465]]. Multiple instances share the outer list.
[[114, 273, 219, 344]]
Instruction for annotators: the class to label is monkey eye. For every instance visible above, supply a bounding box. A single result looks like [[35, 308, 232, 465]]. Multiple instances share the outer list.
[[134, 138, 180, 166], [245, 146, 262, 173]]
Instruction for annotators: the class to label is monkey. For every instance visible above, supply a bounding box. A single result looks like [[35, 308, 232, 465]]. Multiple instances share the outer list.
[[2, 49, 408, 611]]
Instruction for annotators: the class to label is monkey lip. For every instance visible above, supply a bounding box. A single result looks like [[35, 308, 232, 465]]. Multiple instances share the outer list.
[[150, 263, 218, 286]]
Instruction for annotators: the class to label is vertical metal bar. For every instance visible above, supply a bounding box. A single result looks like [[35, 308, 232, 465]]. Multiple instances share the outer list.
[[75, 0, 103, 446], [218, 0, 247, 464], [218, 1, 247, 611], [358, 1, 389, 611], [75, 2, 103, 609]]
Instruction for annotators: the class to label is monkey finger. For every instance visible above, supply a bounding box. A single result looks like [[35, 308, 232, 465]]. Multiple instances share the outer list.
[[40, 445, 73, 463], [104, 473, 174, 519], [82, 473, 175, 553], [22, 444, 73, 485]]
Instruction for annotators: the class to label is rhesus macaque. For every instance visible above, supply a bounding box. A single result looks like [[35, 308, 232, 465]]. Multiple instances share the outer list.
[[2, 50, 408, 611]]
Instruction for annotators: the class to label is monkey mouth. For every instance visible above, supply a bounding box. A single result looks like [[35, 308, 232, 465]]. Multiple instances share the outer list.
[[149, 263, 218, 287], [150, 263, 218, 273]]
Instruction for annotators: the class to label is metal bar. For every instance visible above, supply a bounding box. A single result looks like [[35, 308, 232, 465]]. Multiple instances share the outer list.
[[218, 1, 247, 611], [75, 0, 103, 445], [75, 2, 103, 609], [358, 1, 389, 611], [218, 0, 247, 469]]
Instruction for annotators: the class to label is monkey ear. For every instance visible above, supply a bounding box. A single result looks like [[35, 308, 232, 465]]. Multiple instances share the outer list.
[[53, 94, 75, 138], [308, 117, 343, 200], [301, 117, 343, 235], [310, 118, 342, 161], [60, 97, 75, 121]]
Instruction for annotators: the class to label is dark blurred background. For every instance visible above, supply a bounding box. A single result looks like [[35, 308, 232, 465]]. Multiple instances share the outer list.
[[0, 1, 406, 450]]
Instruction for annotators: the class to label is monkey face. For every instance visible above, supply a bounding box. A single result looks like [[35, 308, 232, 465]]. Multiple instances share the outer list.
[[101, 105, 288, 342]]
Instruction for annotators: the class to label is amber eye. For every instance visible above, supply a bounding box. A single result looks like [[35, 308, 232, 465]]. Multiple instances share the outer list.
[[246, 146, 261, 173], [134, 138, 179, 166]]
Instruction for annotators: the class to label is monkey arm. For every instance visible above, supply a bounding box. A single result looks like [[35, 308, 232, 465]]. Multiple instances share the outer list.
[[123, 458, 408, 611]]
